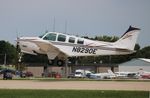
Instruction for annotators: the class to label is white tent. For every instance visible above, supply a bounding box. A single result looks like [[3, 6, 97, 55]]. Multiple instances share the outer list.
[[119, 58, 150, 72]]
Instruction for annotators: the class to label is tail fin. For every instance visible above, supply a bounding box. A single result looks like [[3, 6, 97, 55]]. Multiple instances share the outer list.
[[114, 26, 140, 50], [108, 69, 115, 75]]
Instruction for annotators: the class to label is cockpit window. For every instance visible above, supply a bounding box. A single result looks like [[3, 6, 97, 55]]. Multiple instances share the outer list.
[[77, 39, 84, 44], [43, 33, 56, 41], [58, 34, 66, 42], [39, 34, 45, 38], [69, 37, 75, 43]]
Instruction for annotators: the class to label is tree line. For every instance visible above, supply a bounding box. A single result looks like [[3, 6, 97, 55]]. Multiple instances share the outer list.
[[0, 35, 150, 65]]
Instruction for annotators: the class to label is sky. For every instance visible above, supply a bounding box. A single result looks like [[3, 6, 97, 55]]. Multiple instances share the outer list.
[[0, 0, 150, 48]]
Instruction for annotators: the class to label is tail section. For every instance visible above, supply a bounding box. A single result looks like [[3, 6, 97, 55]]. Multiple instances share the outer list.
[[108, 69, 115, 75], [114, 26, 140, 50]]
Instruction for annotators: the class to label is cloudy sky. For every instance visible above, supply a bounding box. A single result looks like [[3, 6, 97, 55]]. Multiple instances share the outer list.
[[0, 0, 150, 48]]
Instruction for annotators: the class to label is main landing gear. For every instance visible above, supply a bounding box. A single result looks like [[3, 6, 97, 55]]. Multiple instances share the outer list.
[[48, 59, 64, 66], [48, 58, 68, 77]]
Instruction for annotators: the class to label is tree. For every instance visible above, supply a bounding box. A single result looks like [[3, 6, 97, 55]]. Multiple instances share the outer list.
[[139, 46, 150, 58], [94, 35, 119, 42], [0, 40, 17, 64]]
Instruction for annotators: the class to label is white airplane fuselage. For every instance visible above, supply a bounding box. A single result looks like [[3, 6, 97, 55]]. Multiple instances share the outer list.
[[19, 34, 131, 57], [18, 26, 140, 61]]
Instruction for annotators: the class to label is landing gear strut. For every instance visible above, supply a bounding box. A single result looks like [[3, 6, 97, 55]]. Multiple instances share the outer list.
[[48, 57, 68, 78]]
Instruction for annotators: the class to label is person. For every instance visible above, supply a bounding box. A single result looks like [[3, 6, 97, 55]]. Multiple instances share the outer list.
[[3, 71, 7, 80]]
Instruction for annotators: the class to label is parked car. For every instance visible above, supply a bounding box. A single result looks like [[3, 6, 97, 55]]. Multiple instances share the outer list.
[[1, 69, 15, 80], [141, 74, 150, 79], [25, 71, 33, 77], [20, 71, 33, 78], [67, 73, 75, 78], [3, 72, 13, 80]]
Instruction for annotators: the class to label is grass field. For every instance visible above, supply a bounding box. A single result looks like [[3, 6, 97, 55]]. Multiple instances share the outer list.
[[0, 89, 148, 98]]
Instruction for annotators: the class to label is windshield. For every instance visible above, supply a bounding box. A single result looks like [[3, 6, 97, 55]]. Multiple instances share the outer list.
[[39, 34, 45, 38], [43, 33, 57, 41], [75, 72, 82, 75]]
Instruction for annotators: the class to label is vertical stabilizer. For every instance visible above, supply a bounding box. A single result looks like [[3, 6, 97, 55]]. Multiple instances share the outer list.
[[114, 26, 140, 50], [108, 69, 115, 75]]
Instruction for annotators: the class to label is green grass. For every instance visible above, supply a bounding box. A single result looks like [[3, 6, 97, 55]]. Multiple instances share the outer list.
[[0, 89, 148, 98]]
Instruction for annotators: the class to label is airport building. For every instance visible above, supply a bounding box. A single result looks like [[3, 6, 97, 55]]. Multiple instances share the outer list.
[[24, 63, 118, 77], [119, 58, 150, 72]]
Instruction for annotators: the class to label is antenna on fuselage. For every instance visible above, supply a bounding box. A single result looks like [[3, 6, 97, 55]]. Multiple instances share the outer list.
[[64, 20, 67, 33], [53, 17, 55, 32]]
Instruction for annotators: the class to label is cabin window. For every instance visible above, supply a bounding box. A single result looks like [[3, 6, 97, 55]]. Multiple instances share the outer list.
[[77, 39, 84, 44], [43, 33, 56, 41], [69, 37, 75, 43], [58, 34, 66, 42]]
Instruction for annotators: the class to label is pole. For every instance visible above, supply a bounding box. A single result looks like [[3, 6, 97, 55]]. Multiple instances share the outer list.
[[65, 57, 68, 78], [4, 53, 6, 65], [53, 17, 55, 32]]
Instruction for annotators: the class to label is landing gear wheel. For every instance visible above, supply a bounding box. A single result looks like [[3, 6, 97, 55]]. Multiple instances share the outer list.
[[48, 60, 54, 65], [57, 60, 64, 66]]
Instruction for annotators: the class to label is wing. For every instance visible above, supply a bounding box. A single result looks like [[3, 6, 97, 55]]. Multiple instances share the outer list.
[[19, 38, 68, 59], [33, 39, 69, 59]]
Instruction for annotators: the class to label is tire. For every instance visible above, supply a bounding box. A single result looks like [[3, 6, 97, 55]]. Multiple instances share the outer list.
[[57, 60, 64, 66], [48, 60, 54, 65]]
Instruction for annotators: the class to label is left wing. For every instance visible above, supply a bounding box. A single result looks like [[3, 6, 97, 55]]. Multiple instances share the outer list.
[[19, 38, 68, 59], [31, 39, 69, 59]]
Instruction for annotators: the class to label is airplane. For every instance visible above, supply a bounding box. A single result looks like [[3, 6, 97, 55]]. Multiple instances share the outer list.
[[114, 71, 138, 79], [138, 70, 150, 79], [115, 70, 150, 79], [73, 69, 115, 79], [90, 69, 116, 79], [17, 26, 140, 66]]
